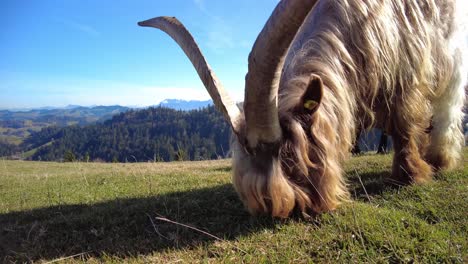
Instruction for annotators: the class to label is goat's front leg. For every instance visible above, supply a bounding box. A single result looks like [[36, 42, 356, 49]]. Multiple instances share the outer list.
[[390, 118, 433, 185]]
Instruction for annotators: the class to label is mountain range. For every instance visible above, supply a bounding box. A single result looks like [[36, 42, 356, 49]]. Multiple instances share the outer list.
[[0, 105, 130, 125], [0, 99, 213, 123], [0, 99, 213, 145], [157, 99, 213, 110]]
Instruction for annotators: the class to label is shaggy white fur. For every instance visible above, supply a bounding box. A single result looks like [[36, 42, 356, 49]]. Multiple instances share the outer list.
[[426, 1, 467, 169]]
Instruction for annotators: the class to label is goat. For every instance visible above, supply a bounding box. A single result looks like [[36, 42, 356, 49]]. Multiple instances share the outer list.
[[139, 0, 467, 218]]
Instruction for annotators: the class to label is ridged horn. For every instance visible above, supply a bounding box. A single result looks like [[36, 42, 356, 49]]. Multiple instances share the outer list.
[[244, 0, 318, 149], [138, 17, 242, 134]]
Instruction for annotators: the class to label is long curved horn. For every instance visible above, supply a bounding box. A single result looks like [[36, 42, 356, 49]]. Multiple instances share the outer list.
[[244, 0, 318, 149], [138, 17, 242, 134]]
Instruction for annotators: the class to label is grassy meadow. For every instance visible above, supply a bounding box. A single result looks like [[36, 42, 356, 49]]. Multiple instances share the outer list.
[[0, 148, 467, 263]]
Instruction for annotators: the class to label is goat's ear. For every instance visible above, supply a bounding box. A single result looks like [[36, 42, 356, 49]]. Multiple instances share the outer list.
[[301, 74, 323, 113]]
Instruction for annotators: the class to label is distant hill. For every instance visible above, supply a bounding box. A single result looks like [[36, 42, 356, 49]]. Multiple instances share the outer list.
[[0, 104, 84, 111], [24, 105, 231, 162], [157, 99, 213, 111], [0, 105, 130, 125], [0, 100, 215, 128], [0, 105, 130, 144], [0, 100, 217, 145]]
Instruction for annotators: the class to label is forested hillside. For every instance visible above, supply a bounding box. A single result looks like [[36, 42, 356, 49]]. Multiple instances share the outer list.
[[25, 106, 231, 162], [0, 105, 130, 144], [0, 140, 18, 157]]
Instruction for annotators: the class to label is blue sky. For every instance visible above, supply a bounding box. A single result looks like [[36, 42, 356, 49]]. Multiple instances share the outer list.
[[0, 0, 279, 109]]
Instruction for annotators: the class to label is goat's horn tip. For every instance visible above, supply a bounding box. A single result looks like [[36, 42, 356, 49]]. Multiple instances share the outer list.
[[138, 20, 149, 27]]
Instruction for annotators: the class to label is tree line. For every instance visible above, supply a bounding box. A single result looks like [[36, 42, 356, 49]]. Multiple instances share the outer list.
[[22, 106, 231, 162]]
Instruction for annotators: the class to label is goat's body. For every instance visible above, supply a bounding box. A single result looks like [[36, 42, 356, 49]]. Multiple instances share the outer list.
[[233, 0, 467, 217], [144, 0, 467, 218]]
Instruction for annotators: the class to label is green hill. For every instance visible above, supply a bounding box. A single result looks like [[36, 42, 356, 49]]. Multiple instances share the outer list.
[[24, 106, 231, 162]]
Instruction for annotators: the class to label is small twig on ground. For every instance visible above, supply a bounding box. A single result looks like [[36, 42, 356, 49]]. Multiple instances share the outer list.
[[151, 214, 247, 254], [354, 169, 371, 203], [155, 216, 224, 241], [146, 213, 169, 240], [43, 251, 91, 264]]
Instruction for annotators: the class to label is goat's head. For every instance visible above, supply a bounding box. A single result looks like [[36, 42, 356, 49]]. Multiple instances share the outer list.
[[139, 0, 326, 218]]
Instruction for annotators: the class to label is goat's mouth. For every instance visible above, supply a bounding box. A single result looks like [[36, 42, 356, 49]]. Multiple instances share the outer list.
[[231, 140, 301, 218]]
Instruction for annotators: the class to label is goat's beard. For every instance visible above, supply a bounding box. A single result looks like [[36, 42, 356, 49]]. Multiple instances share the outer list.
[[231, 151, 298, 218], [231, 115, 349, 218]]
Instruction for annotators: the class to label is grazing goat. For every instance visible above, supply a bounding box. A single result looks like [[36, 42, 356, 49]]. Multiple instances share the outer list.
[[139, 0, 467, 218]]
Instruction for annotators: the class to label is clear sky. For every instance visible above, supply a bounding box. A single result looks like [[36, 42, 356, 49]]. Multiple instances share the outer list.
[[0, 0, 279, 109]]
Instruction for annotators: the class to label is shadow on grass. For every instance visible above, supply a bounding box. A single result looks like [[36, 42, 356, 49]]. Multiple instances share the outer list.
[[0, 168, 398, 262], [348, 170, 397, 201], [0, 184, 275, 262]]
